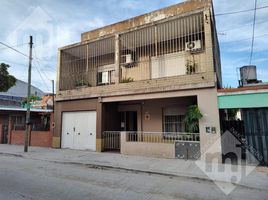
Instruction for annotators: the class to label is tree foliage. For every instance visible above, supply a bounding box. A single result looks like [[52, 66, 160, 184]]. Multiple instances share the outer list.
[[184, 105, 203, 133], [21, 95, 41, 107], [0, 63, 16, 92]]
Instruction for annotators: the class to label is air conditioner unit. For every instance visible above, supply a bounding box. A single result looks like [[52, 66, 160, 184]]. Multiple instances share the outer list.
[[185, 40, 202, 52], [121, 54, 133, 65]]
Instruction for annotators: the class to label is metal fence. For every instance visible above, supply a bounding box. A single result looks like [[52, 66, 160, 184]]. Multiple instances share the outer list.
[[13, 124, 50, 131], [126, 131, 200, 143], [102, 131, 121, 151]]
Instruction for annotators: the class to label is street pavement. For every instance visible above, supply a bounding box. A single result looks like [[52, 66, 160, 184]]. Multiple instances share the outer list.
[[0, 145, 267, 200]]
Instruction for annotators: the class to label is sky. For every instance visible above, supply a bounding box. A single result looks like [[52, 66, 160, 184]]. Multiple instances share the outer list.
[[0, 0, 268, 92]]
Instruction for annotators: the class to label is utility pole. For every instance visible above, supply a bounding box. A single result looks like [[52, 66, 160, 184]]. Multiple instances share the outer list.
[[24, 36, 33, 152]]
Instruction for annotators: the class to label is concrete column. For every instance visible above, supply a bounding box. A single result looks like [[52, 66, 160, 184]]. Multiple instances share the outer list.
[[49, 113, 54, 148], [198, 88, 222, 162], [203, 9, 214, 73], [52, 102, 61, 148], [114, 34, 120, 84], [96, 101, 103, 152], [120, 131, 126, 154], [56, 50, 61, 94]]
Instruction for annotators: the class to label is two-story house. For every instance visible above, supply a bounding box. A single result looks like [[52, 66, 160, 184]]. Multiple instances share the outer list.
[[54, 0, 222, 160]]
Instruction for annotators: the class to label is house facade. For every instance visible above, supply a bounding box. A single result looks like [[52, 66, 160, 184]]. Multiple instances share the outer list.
[[0, 80, 53, 147], [54, 0, 222, 160]]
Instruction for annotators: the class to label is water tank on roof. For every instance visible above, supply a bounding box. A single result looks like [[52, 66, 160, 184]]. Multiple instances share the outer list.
[[240, 65, 257, 86]]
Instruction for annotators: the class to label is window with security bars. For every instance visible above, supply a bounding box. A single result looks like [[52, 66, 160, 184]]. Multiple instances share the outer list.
[[164, 115, 185, 133]]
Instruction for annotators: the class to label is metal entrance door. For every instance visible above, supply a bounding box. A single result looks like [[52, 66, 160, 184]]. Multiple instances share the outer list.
[[62, 111, 96, 151], [1, 125, 8, 144]]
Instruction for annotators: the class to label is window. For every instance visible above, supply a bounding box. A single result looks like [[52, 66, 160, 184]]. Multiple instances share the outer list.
[[164, 115, 185, 133], [12, 115, 25, 130], [97, 70, 115, 85]]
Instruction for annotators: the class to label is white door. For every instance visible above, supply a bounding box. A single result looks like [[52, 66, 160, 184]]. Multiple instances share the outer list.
[[62, 111, 96, 151], [61, 112, 75, 149]]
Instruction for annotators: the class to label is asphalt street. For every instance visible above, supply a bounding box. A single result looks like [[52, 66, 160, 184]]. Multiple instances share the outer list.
[[0, 154, 267, 200]]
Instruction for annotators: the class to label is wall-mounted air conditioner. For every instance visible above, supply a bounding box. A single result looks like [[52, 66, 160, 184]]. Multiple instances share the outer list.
[[185, 40, 202, 52], [121, 54, 133, 65]]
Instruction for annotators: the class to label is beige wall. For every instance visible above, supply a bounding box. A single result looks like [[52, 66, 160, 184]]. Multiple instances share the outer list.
[[54, 98, 101, 149], [120, 132, 175, 159], [104, 87, 222, 162], [117, 97, 195, 132], [81, 0, 211, 41]]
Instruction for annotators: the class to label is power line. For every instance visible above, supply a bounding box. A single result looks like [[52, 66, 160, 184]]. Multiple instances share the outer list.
[[32, 45, 51, 91], [33, 64, 50, 91], [0, 41, 28, 58], [0, 59, 27, 67], [0, 43, 28, 51], [221, 33, 268, 44], [218, 19, 267, 34], [33, 46, 54, 79], [215, 5, 268, 16], [249, 0, 258, 65]]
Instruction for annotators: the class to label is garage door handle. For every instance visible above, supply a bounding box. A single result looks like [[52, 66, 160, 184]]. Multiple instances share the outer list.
[[67, 132, 69, 135], [90, 133, 92, 135], [78, 133, 80, 135]]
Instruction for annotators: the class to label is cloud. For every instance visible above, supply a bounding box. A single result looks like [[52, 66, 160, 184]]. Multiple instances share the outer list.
[[0, 0, 267, 91]]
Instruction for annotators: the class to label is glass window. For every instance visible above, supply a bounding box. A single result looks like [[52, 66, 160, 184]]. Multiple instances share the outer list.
[[164, 115, 185, 133]]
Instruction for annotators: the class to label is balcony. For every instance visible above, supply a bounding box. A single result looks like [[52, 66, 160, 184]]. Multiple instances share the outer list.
[[58, 12, 214, 98]]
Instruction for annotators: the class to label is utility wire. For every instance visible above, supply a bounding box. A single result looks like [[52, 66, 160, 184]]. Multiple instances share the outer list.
[[249, 0, 258, 65], [32, 45, 51, 91], [33, 63, 50, 91], [0, 41, 28, 58], [215, 5, 268, 16], [33, 46, 53, 79], [221, 33, 268, 44], [219, 19, 267, 34], [0, 43, 28, 51]]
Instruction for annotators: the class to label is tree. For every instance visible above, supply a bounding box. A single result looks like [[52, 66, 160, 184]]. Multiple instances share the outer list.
[[0, 63, 16, 92], [184, 105, 203, 133]]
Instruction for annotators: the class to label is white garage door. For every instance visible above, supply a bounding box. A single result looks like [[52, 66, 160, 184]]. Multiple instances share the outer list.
[[61, 111, 96, 151]]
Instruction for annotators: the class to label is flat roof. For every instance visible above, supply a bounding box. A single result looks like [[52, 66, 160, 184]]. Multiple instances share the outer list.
[[218, 85, 268, 94], [81, 0, 211, 42]]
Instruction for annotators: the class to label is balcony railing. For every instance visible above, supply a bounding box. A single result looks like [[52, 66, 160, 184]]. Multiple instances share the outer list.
[[126, 131, 200, 143], [59, 12, 206, 91]]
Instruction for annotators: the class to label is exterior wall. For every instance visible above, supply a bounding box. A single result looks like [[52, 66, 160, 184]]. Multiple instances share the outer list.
[[57, 0, 220, 100], [103, 87, 222, 162], [10, 130, 52, 147], [120, 132, 175, 159], [117, 97, 195, 132], [54, 98, 103, 151], [198, 88, 222, 162], [57, 72, 215, 101], [218, 92, 268, 109], [81, 0, 212, 41]]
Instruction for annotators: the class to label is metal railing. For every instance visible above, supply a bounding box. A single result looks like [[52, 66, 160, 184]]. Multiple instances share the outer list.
[[102, 131, 121, 151], [126, 131, 200, 143]]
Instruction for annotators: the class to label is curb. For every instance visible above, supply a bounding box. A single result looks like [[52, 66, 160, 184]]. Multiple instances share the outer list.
[[0, 151, 267, 192]]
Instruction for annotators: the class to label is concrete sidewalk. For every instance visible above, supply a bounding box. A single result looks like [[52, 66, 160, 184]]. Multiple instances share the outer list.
[[0, 144, 267, 192]]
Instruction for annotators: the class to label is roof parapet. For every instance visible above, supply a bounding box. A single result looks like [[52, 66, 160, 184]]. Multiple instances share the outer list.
[[81, 0, 212, 42]]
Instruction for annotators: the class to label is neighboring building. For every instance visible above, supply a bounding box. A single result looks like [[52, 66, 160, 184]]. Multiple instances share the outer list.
[[0, 79, 45, 107], [218, 66, 268, 166], [0, 80, 53, 147], [55, 0, 222, 160]]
